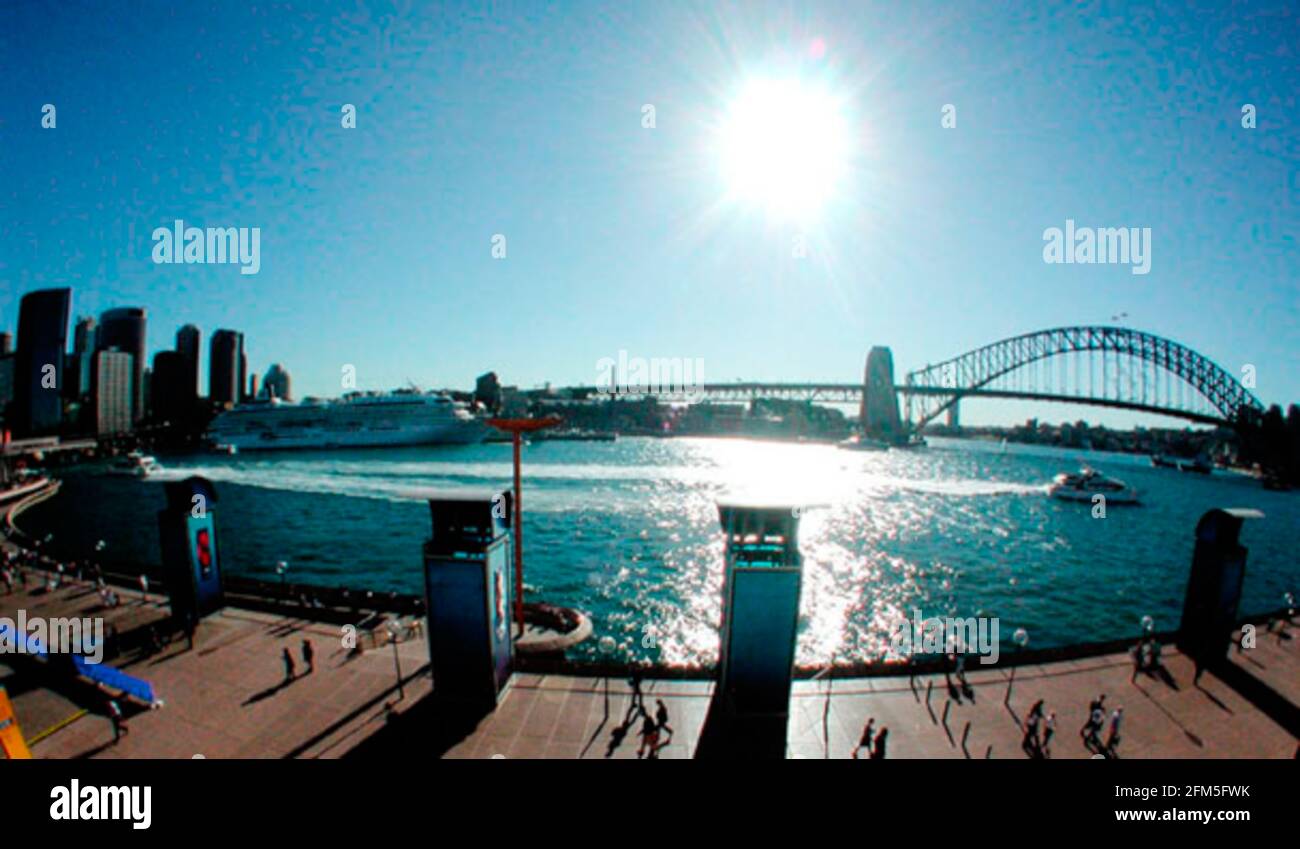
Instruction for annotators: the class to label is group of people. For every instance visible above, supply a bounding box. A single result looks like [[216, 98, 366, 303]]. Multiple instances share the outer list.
[[1131, 635, 1166, 682], [606, 670, 673, 759], [1079, 693, 1123, 756], [281, 639, 316, 681], [852, 718, 889, 759], [1021, 700, 1058, 758]]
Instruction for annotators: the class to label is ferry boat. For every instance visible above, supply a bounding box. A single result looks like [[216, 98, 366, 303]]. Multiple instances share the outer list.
[[1177, 456, 1213, 475], [107, 451, 162, 478], [206, 390, 491, 451], [836, 436, 890, 452], [1048, 466, 1140, 504]]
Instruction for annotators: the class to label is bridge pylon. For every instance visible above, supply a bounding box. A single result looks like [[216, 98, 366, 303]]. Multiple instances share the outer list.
[[861, 346, 903, 442]]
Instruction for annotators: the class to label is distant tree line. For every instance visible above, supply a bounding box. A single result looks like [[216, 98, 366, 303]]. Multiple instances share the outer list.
[[1234, 404, 1300, 484]]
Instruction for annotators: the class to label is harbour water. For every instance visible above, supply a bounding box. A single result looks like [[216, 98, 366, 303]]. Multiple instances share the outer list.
[[20, 437, 1299, 666]]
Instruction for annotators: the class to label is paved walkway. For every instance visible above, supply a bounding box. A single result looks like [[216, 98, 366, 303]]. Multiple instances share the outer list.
[[443, 643, 1297, 759], [2, 576, 430, 758], [4, 569, 1296, 759]]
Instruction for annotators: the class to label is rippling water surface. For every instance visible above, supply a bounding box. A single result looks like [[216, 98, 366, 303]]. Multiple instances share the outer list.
[[23, 437, 1300, 666]]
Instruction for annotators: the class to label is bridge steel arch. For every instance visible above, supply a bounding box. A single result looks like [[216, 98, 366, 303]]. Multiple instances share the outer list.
[[901, 326, 1264, 429]]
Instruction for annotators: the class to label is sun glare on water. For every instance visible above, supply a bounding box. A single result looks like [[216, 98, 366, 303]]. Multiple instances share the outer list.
[[717, 77, 851, 220]]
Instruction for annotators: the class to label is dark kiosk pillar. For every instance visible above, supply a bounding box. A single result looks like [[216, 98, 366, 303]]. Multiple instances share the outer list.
[[423, 491, 514, 712], [1177, 507, 1263, 668], [157, 476, 225, 635], [697, 501, 805, 759]]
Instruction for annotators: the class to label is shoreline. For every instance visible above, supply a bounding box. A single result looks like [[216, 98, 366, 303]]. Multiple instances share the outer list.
[[5, 475, 1292, 681]]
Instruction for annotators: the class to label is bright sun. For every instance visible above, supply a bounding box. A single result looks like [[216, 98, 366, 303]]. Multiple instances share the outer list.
[[718, 77, 850, 219]]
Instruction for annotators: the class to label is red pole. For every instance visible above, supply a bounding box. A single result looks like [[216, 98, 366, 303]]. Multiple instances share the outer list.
[[513, 431, 524, 630]]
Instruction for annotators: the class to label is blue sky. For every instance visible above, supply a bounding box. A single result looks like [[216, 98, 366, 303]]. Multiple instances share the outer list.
[[2, 0, 1296, 427]]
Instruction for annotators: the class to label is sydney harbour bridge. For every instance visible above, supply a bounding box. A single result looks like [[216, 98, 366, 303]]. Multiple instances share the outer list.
[[576, 326, 1266, 438]]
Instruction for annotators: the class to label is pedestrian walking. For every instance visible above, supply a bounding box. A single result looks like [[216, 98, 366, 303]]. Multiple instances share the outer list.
[[654, 698, 671, 734], [1041, 711, 1057, 755], [282, 647, 296, 682], [627, 667, 645, 717], [139, 573, 149, 602], [1086, 705, 1105, 750], [1080, 694, 1105, 738], [636, 709, 660, 759], [1105, 707, 1123, 752], [871, 727, 889, 760], [107, 699, 128, 743], [854, 718, 875, 759], [302, 638, 314, 674]]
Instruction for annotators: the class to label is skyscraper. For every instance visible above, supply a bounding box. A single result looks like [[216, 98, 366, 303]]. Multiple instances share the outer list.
[[13, 288, 71, 436], [92, 348, 134, 436], [262, 363, 292, 401], [97, 307, 147, 423], [73, 316, 96, 354], [176, 324, 200, 399], [209, 329, 244, 406], [0, 332, 12, 355], [151, 350, 191, 426]]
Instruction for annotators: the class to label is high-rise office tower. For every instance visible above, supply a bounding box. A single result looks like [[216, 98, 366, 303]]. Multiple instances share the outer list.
[[92, 348, 134, 436], [14, 288, 71, 436], [209, 329, 244, 406], [151, 350, 192, 426], [0, 332, 13, 355], [176, 324, 200, 399], [97, 307, 147, 423], [73, 316, 96, 354]]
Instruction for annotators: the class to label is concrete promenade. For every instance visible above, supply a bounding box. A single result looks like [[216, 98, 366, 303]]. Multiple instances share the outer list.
[[1, 576, 431, 759], [3, 483, 1296, 759], [442, 639, 1297, 759], [2, 569, 1296, 757]]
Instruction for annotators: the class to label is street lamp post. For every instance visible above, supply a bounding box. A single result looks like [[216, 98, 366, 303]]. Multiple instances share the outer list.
[[387, 620, 405, 701], [1005, 627, 1030, 705], [487, 416, 561, 633]]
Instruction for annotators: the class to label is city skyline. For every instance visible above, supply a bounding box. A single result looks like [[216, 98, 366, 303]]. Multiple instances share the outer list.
[[3, 0, 1298, 428]]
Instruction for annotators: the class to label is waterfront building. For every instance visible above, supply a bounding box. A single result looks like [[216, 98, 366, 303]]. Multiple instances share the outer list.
[[262, 363, 292, 401], [209, 329, 244, 406], [151, 350, 192, 426], [248, 372, 259, 402], [73, 315, 96, 354], [97, 307, 147, 423], [63, 351, 92, 400], [93, 347, 134, 436], [474, 371, 502, 412], [13, 287, 71, 437], [0, 332, 12, 355], [176, 324, 201, 398]]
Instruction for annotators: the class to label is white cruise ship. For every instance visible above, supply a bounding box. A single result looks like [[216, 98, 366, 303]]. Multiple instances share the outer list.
[[206, 390, 491, 451]]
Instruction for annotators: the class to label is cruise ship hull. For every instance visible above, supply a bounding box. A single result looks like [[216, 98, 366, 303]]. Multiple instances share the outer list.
[[206, 394, 493, 452], [212, 420, 490, 451]]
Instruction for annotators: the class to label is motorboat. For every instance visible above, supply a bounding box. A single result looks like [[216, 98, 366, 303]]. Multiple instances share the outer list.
[[837, 436, 889, 452], [1178, 456, 1212, 475], [1048, 466, 1139, 504], [107, 451, 162, 478]]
